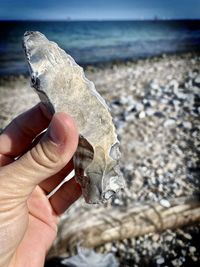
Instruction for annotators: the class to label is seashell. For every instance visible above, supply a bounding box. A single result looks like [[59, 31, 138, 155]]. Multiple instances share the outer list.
[[23, 31, 124, 203]]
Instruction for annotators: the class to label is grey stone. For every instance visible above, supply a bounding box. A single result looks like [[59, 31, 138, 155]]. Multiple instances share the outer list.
[[23, 31, 124, 204], [182, 121, 192, 129], [150, 79, 159, 90], [146, 108, 155, 116], [156, 257, 165, 265], [160, 199, 171, 208], [135, 102, 144, 112], [138, 110, 146, 119], [194, 75, 200, 85], [164, 119, 176, 128], [189, 246, 196, 253]]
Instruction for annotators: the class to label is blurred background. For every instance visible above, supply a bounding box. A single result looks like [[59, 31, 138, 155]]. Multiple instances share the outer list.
[[1, 0, 200, 75], [0, 1, 200, 267]]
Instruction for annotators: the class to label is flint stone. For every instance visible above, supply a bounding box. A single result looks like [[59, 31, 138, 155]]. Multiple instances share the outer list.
[[23, 31, 124, 204]]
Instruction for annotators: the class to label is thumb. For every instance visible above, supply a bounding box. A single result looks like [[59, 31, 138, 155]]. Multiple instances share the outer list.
[[2, 112, 78, 197]]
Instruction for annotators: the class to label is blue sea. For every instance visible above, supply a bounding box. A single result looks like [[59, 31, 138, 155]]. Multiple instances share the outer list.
[[0, 20, 200, 76]]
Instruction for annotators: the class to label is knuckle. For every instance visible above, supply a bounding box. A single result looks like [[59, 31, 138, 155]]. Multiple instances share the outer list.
[[29, 142, 61, 170]]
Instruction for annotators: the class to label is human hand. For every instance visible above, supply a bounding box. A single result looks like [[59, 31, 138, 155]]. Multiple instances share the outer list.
[[0, 103, 82, 267]]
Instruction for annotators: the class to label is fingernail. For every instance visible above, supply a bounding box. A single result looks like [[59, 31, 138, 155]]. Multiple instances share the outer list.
[[48, 116, 65, 145]]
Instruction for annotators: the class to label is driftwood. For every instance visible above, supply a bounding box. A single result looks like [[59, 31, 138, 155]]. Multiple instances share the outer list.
[[49, 196, 200, 257]]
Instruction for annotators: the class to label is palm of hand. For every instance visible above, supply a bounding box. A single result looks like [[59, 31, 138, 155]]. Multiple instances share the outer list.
[[0, 104, 81, 267], [11, 186, 58, 266]]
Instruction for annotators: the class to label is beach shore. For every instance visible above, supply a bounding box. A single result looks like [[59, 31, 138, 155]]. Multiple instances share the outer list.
[[0, 52, 200, 266]]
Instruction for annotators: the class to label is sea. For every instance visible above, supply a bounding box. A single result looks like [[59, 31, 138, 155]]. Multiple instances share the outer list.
[[0, 20, 200, 76]]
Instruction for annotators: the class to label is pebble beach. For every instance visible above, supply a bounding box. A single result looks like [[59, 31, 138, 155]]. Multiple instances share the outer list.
[[0, 52, 200, 267]]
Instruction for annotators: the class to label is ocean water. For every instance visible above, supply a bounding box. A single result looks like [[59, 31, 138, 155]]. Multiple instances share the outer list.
[[0, 20, 200, 76]]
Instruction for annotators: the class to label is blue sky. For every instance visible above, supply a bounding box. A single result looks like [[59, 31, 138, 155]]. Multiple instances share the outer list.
[[0, 0, 200, 20]]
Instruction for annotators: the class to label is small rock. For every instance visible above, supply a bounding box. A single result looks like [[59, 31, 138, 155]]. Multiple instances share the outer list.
[[164, 119, 176, 128], [182, 121, 192, 129], [160, 98, 169, 104], [111, 246, 117, 253], [165, 235, 174, 242], [156, 257, 165, 265], [172, 259, 181, 267], [194, 75, 200, 85], [135, 102, 144, 112], [176, 92, 187, 100], [125, 164, 134, 171], [138, 111, 146, 119], [152, 234, 160, 242], [154, 111, 165, 118], [192, 256, 198, 261], [105, 243, 112, 251], [181, 249, 186, 256], [160, 199, 171, 208], [183, 233, 192, 240], [189, 246, 196, 253], [177, 239, 184, 247], [169, 79, 179, 90], [150, 79, 159, 90], [113, 198, 123, 206], [146, 108, 155, 116], [149, 100, 157, 107], [172, 99, 180, 106]]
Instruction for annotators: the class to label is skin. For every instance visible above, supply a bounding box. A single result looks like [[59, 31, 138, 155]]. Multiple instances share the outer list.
[[0, 103, 82, 267]]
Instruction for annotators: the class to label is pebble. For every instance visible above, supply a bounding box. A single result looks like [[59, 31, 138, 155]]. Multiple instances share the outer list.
[[138, 110, 146, 119], [135, 102, 144, 112], [152, 234, 160, 242], [156, 257, 165, 265], [146, 108, 155, 116], [165, 235, 174, 242], [163, 119, 176, 128], [192, 256, 198, 261], [194, 75, 200, 85], [176, 92, 187, 100], [183, 233, 192, 240], [189, 246, 196, 253], [154, 111, 165, 118], [150, 79, 159, 90], [104, 243, 112, 251], [182, 121, 192, 129], [172, 259, 181, 267], [160, 199, 171, 208], [169, 79, 179, 90]]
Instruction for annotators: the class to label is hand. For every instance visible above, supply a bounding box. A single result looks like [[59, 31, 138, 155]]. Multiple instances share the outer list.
[[0, 103, 82, 267]]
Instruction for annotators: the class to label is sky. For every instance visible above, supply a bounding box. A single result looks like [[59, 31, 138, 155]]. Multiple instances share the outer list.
[[0, 0, 200, 20]]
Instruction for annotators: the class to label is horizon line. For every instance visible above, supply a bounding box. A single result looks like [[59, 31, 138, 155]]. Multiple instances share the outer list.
[[1, 18, 200, 22]]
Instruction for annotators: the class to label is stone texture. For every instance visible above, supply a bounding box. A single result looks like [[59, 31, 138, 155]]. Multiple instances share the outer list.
[[23, 31, 124, 203]]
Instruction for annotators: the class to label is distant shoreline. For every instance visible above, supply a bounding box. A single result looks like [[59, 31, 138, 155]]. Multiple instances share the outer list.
[[1, 19, 200, 22], [0, 51, 199, 81]]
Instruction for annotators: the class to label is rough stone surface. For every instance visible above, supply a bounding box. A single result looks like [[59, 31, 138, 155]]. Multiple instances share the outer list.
[[22, 31, 124, 204]]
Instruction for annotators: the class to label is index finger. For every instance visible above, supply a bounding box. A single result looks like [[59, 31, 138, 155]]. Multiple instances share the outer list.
[[0, 103, 51, 157]]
